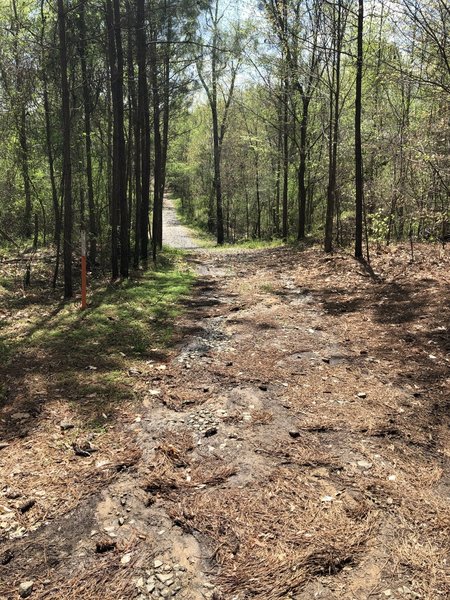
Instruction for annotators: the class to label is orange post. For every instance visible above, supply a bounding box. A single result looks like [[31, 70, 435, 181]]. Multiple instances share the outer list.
[[81, 230, 87, 310]]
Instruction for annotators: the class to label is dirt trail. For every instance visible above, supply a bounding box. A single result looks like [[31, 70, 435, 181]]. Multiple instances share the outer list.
[[162, 198, 199, 250], [1, 207, 448, 600]]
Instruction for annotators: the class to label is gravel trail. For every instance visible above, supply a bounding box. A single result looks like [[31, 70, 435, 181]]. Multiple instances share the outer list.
[[162, 196, 199, 249]]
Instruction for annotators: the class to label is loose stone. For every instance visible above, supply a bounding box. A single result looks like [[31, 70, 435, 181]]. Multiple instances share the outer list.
[[156, 573, 173, 584], [19, 581, 34, 598]]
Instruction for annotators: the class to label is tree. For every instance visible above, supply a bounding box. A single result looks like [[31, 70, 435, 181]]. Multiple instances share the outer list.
[[106, 0, 128, 278], [58, 0, 73, 298], [197, 0, 243, 244], [77, 0, 97, 268], [137, 0, 151, 263], [324, 0, 348, 253], [354, 0, 364, 258]]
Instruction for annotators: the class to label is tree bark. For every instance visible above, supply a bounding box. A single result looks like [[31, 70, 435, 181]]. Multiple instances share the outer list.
[[106, 0, 128, 277], [58, 0, 73, 297], [150, 25, 163, 260], [137, 0, 150, 262], [19, 107, 32, 238], [106, 0, 119, 278], [354, 0, 364, 258], [42, 72, 59, 246], [297, 97, 310, 240], [325, 0, 343, 253], [78, 0, 97, 268], [113, 0, 129, 277]]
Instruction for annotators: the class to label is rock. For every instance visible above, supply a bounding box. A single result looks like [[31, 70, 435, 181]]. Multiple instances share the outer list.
[[204, 427, 218, 437], [5, 487, 21, 499], [18, 581, 34, 598], [356, 392, 367, 399], [146, 582, 155, 593], [60, 421, 74, 431], [156, 573, 173, 584], [118, 517, 125, 526], [357, 460, 373, 469], [289, 430, 300, 439], [0, 442, 9, 450], [121, 553, 132, 565], [154, 559, 163, 569]]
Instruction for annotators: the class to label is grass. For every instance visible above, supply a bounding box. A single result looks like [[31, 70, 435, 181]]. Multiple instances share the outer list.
[[0, 247, 195, 426]]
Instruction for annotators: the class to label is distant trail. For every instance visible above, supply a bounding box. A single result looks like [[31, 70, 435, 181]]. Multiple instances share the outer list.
[[162, 196, 199, 250]]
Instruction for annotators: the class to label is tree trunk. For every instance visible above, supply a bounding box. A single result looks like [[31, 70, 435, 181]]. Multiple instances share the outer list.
[[78, 0, 97, 268], [297, 97, 310, 240], [282, 72, 289, 241], [106, 0, 119, 278], [210, 7, 224, 245], [325, 0, 343, 253], [106, 0, 128, 278], [212, 102, 224, 244], [126, 0, 140, 268], [150, 25, 163, 260], [43, 75, 59, 246], [354, 0, 364, 258], [58, 0, 73, 298], [19, 107, 32, 238], [136, 0, 150, 262], [158, 9, 172, 248], [113, 0, 129, 277]]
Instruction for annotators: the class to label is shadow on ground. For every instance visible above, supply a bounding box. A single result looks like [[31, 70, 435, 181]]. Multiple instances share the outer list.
[[0, 251, 195, 442]]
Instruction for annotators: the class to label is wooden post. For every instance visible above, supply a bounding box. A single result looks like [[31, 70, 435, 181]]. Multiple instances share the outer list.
[[81, 230, 87, 310]]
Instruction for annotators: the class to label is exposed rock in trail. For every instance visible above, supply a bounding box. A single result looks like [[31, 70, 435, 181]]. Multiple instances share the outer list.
[[18, 580, 34, 598]]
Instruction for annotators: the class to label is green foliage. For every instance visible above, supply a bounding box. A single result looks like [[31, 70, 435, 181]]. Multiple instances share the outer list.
[[369, 210, 390, 243]]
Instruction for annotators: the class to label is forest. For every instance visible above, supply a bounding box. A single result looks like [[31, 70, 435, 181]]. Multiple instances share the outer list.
[[0, 1, 449, 599], [0, 0, 448, 292]]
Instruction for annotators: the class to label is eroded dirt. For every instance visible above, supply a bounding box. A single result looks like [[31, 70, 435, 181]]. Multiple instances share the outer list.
[[1, 234, 449, 599]]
